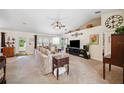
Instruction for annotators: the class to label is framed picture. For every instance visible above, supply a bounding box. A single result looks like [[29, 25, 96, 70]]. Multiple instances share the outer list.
[[90, 34, 99, 45]]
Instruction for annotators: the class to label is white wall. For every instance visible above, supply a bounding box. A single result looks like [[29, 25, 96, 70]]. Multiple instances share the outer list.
[[64, 26, 104, 61], [101, 10, 124, 55], [0, 30, 34, 55], [1, 10, 124, 60], [102, 10, 124, 30], [63, 10, 124, 61]]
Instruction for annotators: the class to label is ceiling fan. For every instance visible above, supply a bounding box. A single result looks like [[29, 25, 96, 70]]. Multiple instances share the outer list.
[[47, 10, 67, 30], [51, 21, 65, 30]]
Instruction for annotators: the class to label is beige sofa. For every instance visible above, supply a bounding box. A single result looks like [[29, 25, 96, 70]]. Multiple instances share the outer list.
[[35, 46, 67, 75], [35, 47, 52, 75]]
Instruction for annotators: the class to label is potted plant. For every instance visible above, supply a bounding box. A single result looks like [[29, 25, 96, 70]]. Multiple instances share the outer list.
[[115, 26, 124, 34]]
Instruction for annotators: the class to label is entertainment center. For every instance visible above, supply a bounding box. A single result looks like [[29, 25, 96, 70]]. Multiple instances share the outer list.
[[66, 40, 90, 59]]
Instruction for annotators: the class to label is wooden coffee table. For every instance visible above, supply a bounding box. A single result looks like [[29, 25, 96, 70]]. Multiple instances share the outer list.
[[52, 54, 69, 80]]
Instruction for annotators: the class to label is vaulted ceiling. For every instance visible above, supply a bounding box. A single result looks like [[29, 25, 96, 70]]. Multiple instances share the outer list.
[[0, 9, 119, 35]]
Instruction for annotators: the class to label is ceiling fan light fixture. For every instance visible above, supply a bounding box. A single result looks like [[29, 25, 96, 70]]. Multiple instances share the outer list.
[[52, 20, 66, 30]]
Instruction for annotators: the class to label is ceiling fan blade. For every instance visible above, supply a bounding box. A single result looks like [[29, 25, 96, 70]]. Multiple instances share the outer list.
[[59, 26, 61, 29], [51, 21, 56, 25], [61, 25, 65, 27]]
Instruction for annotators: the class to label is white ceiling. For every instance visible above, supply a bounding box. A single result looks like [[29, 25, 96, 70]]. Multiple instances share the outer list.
[[0, 9, 119, 35]]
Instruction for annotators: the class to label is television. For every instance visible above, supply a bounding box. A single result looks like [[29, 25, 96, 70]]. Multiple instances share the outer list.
[[70, 40, 80, 48]]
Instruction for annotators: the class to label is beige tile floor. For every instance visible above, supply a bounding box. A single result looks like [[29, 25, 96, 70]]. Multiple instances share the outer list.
[[6, 54, 123, 84]]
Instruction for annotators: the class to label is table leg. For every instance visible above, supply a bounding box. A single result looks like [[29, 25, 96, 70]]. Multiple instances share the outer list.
[[123, 66, 124, 84], [57, 67, 59, 80], [103, 62, 105, 80], [3, 65, 6, 84], [109, 64, 111, 72], [52, 63, 54, 74], [67, 64, 69, 75]]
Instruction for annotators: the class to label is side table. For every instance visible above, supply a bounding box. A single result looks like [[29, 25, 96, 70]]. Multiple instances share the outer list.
[[52, 54, 69, 80]]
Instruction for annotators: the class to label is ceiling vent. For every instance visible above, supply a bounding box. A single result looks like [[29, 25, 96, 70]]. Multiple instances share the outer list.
[[95, 11, 101, 14]]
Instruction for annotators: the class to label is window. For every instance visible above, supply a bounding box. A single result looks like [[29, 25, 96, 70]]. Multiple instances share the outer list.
[[19, 37, 26, 51], [52, 37, 60, 45]]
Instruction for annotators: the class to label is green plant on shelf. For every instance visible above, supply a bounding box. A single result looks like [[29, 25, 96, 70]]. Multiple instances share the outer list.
[[115, 26, 124, 34]]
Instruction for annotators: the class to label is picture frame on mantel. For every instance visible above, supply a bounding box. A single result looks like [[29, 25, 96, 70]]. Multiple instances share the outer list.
[[89, 34, 99, 45]]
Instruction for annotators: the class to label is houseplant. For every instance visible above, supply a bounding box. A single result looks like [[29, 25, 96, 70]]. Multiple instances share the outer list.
[[115, 26, 124, 34]]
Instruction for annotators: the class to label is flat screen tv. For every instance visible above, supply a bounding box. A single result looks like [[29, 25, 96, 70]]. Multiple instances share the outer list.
[[70, 40, 80, 48]]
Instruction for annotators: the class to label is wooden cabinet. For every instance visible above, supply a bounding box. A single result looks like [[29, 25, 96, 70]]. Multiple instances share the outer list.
[[2, 47, 14, 57], [111, 34, 124, 66], [103, 34, 124, 83]]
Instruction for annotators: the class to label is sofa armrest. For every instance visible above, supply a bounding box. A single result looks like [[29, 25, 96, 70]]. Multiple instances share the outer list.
[[41, 54, 52, 74]]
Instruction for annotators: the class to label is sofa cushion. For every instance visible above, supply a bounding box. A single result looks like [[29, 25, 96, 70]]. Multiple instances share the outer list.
[[41, 53, 48, 60], [50, 46, 56, 52], [0, 69, 4, 79], [40, 47, 44, 53], [45, 49, 51, 55], [40, 47, 51, 56], [38, 46, 42, 51]]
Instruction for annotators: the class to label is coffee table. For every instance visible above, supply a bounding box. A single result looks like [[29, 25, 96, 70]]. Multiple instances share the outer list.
[[52, 53, 69, 80]]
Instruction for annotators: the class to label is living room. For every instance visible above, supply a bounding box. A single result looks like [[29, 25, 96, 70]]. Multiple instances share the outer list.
[[1, 0, 124, 93], [0, 9, 124, 84]]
